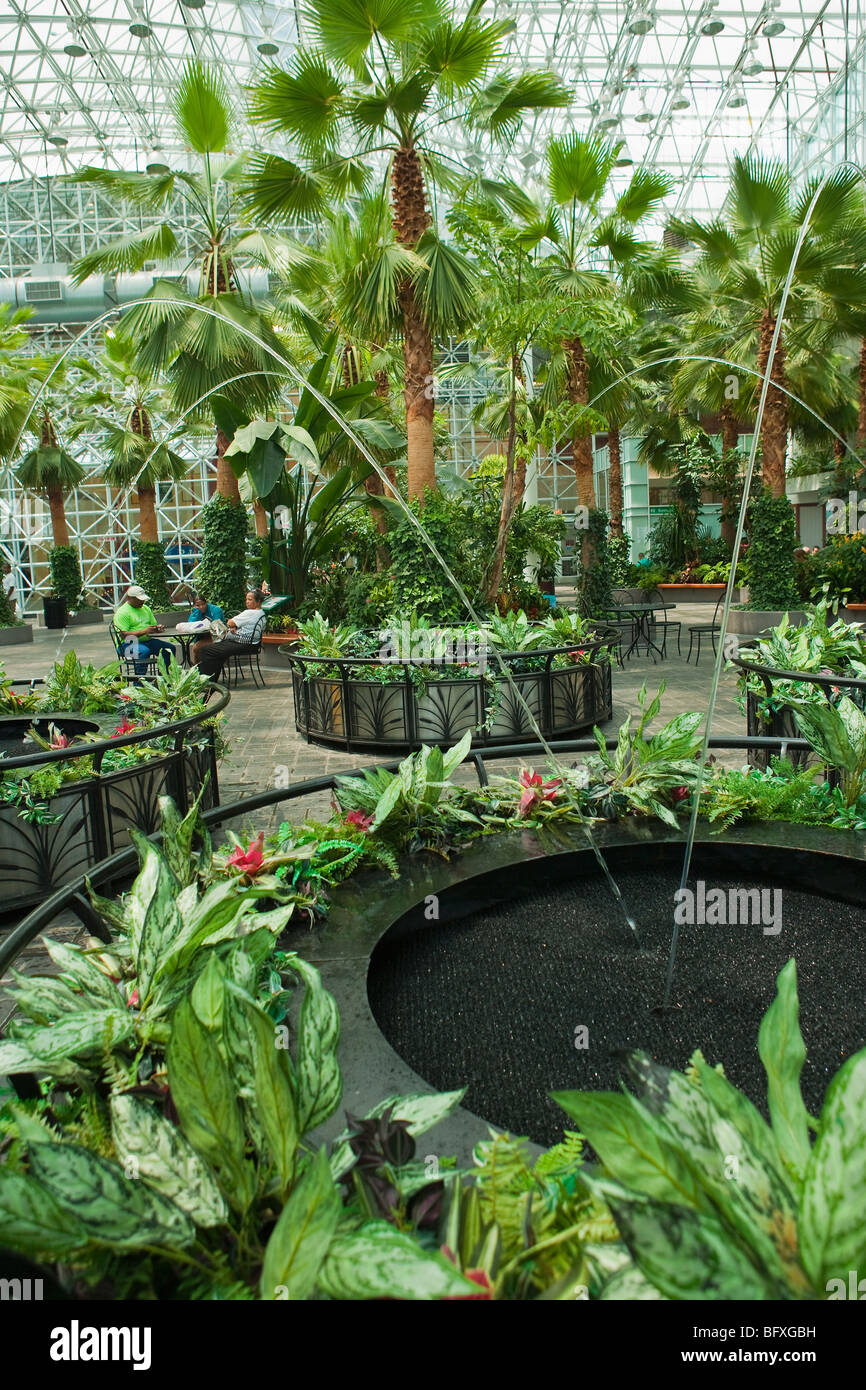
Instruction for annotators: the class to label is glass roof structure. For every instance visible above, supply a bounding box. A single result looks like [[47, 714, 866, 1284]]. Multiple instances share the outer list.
[[0, 2, 862, 216]]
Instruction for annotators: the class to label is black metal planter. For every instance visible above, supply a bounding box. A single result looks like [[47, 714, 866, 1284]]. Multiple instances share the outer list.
[[0, 683, 229, 915], [734, 656, 866, 773], [284, 629, 619, 752]]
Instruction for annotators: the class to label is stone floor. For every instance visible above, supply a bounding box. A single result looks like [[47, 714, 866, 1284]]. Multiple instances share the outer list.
[[0, 606, 745, 1030]]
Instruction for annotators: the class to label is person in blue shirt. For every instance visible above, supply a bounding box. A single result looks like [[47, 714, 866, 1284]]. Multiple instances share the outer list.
[[188, 593, 224, 623], [636, 553, 652, 569], [188, 592, 225, 664]]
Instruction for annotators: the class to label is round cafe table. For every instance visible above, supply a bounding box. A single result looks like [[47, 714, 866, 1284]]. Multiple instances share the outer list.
[[167, 630, 200, 669], [606, 604, 664, 662]]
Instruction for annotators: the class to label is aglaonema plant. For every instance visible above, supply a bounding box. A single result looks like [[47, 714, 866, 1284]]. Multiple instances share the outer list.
[[0, 799, 479, 1301], [553, 959, 866, 1300]]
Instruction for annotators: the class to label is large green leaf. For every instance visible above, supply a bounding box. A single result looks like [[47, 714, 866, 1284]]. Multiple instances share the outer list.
[[166, 998, 254, 1210], [110, 1094, 228, 1229], [28, 1143, 194, 1250], [551, 1089, 711, 1211], [799, 1048, 866, 1289], [190, 953, 226, 1030], [284, 956, 341, 1133], [126, 831, 183, 1005], [241, 994, 299, 1194], [260, 1149, 340, 1300], [309, 0, 434, 69], [757, 960, 812, 1185], [317, 1221, 479, 1300], [0, 1172, 87, 1256], [589, 1179, 776, 1301], [1, 1010, 133, 1070], [44, 941, 125, 1011], [307, 464, 353, 523], [370, 775, 402, 831], [174, 60, 231, 155]]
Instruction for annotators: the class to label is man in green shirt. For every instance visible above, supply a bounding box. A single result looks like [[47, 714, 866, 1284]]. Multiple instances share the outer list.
[[114, 585, 176, 675]]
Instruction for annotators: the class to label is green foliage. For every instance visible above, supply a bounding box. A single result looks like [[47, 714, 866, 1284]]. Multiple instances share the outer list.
[[697, 758, 836, 831], [790, 694, 866, 806], [48, 546, 84, 611], [607, 531, 631, 587], [132, 540, 174, 612], [747, 492, 799, 610], [585, 682, 704, 826], [40, 651, 121, 713], [197, 496, 249, 617], [0, 815, 480, 1301], [0, 582, 19, 628], [554, 960, 866, 1300], [812, 533, 866, 604], [575, 509, 612, 619]]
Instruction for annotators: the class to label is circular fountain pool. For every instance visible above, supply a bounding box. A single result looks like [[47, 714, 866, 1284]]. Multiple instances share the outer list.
[[367, 860, 866, 1146]]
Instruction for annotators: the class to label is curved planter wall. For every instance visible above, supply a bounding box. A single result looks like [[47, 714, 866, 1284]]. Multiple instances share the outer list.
[[0, 690, 227, 914], [286, 634, 617, 751]]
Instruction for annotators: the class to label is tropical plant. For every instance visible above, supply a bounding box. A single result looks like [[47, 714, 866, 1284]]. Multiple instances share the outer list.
[[244, 0, 569, 502], [131, 540, 174, 614], [39, 651, 121, 714], [0, 817, 480, 1301], [0, 304, 49, 462], [72, 329, 190, 566], [47, 545, 84, 613], [554, 960, 866, 1300], [671, 156, 866, 497], [520, 135, 673, 506], [747, 491, 799, 610], [16, 381, 85, 551], [68, 62, 291, 503], [790, 694, 866, 806], [194, 494, 250, 619], [584, 683, 703, 825]]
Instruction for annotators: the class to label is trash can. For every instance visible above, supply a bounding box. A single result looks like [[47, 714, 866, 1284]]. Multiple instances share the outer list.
[[43, 596, 67, 629]]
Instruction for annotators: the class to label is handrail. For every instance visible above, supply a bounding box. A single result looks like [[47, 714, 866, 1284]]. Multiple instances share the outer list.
[[0, 681, 230, 772], [731, 656, 866, 693], [280, 628, 621, 672], [0, 730, 815, 978]]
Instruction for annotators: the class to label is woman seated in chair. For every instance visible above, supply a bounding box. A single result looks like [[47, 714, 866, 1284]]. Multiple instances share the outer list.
[[187, 591, 225, 665], [195, 589, 266, 678]]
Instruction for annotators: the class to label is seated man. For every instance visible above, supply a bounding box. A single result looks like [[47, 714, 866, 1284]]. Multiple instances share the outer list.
[[195, 589, 266, 679], [114, 586, 176, 676]]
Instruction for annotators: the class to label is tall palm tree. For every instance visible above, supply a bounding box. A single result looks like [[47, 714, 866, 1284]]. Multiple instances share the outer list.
[[243, 0, 569, 503], [671, 156, 866, 497], [71, 330, 188, 545], [521, 136, 673, 508], [0, 305, 51, 465], [68, 62, 291, 504], [16, 386, 85, 549]]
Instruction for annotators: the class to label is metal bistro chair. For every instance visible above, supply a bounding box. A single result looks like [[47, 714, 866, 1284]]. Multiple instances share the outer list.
[[646, 588, 682, 658], [686, 592, 725, 665], [109, 622, 159, 682], [218, 614, 267, 689]]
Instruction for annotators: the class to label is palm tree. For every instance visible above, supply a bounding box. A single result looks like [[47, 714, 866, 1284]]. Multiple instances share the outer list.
[[16, 391, 85, 549], [243, 0, 569, 503], [72, 329, 188, 545], [671, 156, 866, 497], [521, 136, 673, 508], [0, 305, 51, 464], [68, 62, 291, 504]]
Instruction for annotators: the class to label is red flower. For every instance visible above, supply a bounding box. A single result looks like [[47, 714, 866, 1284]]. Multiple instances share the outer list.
[[112, 718, 136, 737], [517, 768, 561, 817], [128, 988, 139, 1009], [345, 809, 374, 832], [671, 785, 689, 803], [226, 831, 266, 875], [440, 1246, 493, 1300], [51, 732, 70, 749]]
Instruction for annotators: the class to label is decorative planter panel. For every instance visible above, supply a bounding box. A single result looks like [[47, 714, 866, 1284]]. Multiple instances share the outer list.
[[0, 626, 34, 646], [287, 633, 617, 752]]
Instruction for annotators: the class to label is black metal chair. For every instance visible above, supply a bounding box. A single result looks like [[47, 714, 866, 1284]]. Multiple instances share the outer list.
[[686, 593, 725, 665], [218, 615, 267, 689], [109, 622, 159, 681], [647, 588, 682, 658]]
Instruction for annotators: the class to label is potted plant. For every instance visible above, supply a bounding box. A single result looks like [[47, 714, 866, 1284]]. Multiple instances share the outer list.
[[725, 494, 804, 637], [0, 569, 33, 645]]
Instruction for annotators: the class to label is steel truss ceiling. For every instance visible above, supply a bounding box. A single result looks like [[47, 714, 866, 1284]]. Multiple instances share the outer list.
[[0, 3, 861, 216]]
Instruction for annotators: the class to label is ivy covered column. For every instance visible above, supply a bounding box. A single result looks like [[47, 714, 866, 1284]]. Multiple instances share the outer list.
[[196, 498, 249, 618]]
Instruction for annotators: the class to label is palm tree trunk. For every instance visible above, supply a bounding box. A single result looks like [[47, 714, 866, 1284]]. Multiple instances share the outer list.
[[608, 426, 623, 537], [756, 311, 789, 498], [858, 339, 866, 456], [564, 336, 596, 508], [514, 451, 527, 507], [47, 487, 70, 548], [253, 498, 269, 538], [138, 485, 159, 543], [720, 403, 739, 458], [215, 427, 241, 503], [364, 472, 390, 570], [485, 360, 520, 604], [391, 144, 435, 505], [719, 404, 740, 546]]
